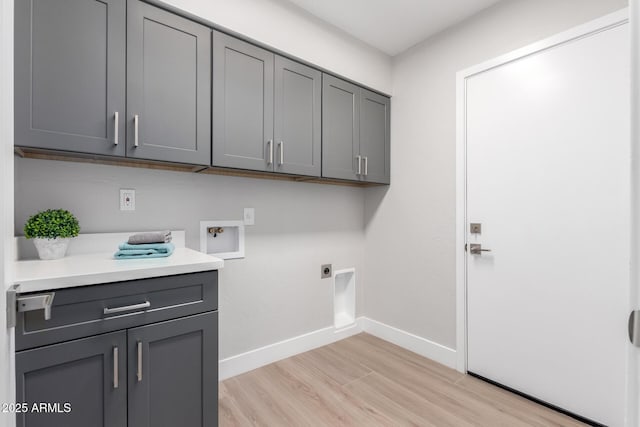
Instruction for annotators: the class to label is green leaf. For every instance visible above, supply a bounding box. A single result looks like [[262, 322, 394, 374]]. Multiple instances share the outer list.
[[23, 209, 80, 239]]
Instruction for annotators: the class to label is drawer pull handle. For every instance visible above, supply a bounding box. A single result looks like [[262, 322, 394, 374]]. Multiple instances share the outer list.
[[113, 346, 119, 389], [137, 341, 143, 382], [103, 301, 150, 315]]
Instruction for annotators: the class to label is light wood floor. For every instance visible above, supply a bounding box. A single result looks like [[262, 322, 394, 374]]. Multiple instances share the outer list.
[[219, 333, 586, 426]]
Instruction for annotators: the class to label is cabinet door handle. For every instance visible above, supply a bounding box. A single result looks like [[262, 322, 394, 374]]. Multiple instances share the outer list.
[[137, 341, 143, 382], [278, 141, 284, 166], [114, 112, 119, 145], [356, 155, 362, 175], [266, 140, 273, 165], [134, 114, 140, 147], [364, 156, 368, 176], [113, 346, 119, 389]]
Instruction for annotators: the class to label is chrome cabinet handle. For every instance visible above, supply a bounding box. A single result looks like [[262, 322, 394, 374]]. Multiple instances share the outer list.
[[134, 114, 139, 147], [363, 156, 368, 176], [113, 346, 119, 389], [356, 155, 362, 175], [137, 341, 143, 382], [103, 301, 150, 315], [267, 140, 273, 165], [114, 112, 119, 145], [278, 141, 284, 165]]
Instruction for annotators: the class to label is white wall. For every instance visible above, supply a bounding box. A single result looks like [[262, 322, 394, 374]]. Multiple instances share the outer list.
[[162, 0, 392, 93], [0, 0, 15, 426], [364, 0, 628, 350], [14, 159, 366, 359]]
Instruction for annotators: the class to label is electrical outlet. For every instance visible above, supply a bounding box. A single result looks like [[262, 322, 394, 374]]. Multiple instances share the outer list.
[[120, 189, 135, 211], [321, 264, 332, 279], [244, 208, 255, 225]]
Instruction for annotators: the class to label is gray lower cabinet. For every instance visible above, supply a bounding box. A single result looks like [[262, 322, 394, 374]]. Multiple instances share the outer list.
[[322, 74, 390, 184], [14, 272, 218, 427], [14, 0, 126, 156], [16, 331, 127, 427], [274, 56, 322, 177], [128, 312, 218, 427], [213, 32, 274, 171], [126, 0, 211, 165]]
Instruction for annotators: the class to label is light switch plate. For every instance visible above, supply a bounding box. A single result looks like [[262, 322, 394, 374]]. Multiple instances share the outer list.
[[120, 189, 135, 211]]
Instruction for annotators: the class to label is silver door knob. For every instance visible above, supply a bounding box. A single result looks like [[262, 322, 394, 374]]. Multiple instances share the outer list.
[[469, 243, 491, 255]]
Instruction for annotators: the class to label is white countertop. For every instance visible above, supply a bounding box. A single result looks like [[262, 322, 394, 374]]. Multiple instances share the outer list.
[[14, 247, 224, 293]]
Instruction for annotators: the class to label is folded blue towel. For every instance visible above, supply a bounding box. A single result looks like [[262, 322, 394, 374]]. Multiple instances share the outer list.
[[114, 242, 175, 259]]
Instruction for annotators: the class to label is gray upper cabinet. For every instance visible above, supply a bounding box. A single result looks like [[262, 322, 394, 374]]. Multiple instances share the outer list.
[[127, 0, 211, 165], [14, 0, 126, 156], [213, 32, 274, 171], [322, 75, 360, 181], [322, 75, 390, 183], [127, 312, 218, 427], [16, 331, 127, 427], [274, 56, 322, 177], [15, 0, 389, 184], [359, 89, 391, 184]]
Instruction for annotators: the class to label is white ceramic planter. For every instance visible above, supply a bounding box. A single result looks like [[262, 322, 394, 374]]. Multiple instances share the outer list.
[[33, 237, 71, 260]]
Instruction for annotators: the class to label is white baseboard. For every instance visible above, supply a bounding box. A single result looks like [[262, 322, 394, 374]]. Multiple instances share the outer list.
[[219, 319, 364, 380], [219, 317, 457, 380], [361, 318, 457, 369]]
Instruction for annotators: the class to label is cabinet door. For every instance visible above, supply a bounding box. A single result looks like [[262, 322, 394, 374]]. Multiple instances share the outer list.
[[213, 32, 274, 171], [359, 89, 391, 184], [274, 56, 322, 177], [16, 331, 127, 427], [322, 74, 360, 181], [127, 0, 211, 165], [14, 0, 126, 156], [128, 312, 218, 427]]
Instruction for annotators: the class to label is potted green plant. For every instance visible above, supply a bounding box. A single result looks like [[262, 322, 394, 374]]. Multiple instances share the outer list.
[[24, 209, 80, 260]]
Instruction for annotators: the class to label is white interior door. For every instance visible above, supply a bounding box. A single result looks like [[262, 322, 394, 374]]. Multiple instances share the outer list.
[[465, 21, 630, 426]]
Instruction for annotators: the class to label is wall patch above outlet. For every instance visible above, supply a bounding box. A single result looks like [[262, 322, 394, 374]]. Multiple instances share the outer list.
[[120, 189, 135, 211], [244, 208, 255, 225]]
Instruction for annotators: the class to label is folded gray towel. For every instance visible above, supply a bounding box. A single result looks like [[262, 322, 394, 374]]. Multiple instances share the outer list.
[[127, 230, 172, 245]]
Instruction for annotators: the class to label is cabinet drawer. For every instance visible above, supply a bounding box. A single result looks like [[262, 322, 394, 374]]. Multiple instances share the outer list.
[[16, 271, 217, 351]]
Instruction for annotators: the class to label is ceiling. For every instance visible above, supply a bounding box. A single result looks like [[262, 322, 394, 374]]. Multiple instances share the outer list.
[[283, 0, 503, 56]]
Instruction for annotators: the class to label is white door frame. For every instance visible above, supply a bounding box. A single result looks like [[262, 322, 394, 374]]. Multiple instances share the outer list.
[[454, 7, 636, 424], [629, 0, 640, 425], [0, 0, 16, 426]]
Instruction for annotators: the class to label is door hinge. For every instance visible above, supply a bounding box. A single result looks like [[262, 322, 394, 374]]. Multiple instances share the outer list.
[[630, 310, 640, 347], [6, 285, 18, 329], [464, 243, 468, 252]]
